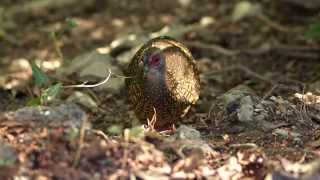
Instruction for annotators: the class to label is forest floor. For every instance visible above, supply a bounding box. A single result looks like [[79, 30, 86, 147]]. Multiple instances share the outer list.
[[0, 0, 320, 179]]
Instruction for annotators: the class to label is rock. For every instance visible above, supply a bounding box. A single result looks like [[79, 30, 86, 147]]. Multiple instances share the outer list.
[[67, 91, 98, 110], [172, 125, 201, 140], [0, 103, 89, 130], [217, 85, 258, 123], [168, 125, 215, 156]]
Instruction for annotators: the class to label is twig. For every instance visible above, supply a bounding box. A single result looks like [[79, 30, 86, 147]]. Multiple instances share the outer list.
[[121, 129, 130, 168], [230, 143, 258, 148], [186, 41, 320, 59], [207, 65, 275, 84], [210, 106, 222, 128], [237, 65, 274, 84], [72, 115, 87, 167], [185, 41, 238, 56], [7, 0, 95, 17], [84, 88, 101, 105], [262, 84, 279, 100], [269, 123, 292, 130], [90, 129, 110, 141], [52, 34, 64, 61], [112, 74, 133, 79], [256, 14, 300, 33], [63, 68, 112, 88]]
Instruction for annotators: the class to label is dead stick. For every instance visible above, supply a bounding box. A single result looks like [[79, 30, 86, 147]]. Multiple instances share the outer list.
[[72, 115, 87, 167]]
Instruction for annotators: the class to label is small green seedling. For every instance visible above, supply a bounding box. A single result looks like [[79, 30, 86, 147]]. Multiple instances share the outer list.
[[29, 62, 62, 106], [305, 22, 320, 40]]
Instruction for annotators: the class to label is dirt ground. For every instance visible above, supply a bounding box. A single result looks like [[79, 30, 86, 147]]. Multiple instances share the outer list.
[[0, 0, 320, 179]]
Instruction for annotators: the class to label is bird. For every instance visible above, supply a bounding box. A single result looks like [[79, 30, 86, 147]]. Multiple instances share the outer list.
[[125, 36, 200, 129]]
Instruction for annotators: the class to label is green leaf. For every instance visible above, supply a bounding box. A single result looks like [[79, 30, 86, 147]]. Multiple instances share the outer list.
[[305, 22, 320, 40], [0, 145, 16, 166], [65, 127, 79, 140], [66, 18, 77, 29], [41, 83, 62, 103], [129, 126, 144, 139], [49, 30, 57, 40], [26, 97, 41, 106], [31, 62, 50, 87], [107, 125, 123, 135]]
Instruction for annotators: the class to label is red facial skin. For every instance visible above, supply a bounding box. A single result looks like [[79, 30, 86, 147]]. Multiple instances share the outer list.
[[147, 54, 162, 67]]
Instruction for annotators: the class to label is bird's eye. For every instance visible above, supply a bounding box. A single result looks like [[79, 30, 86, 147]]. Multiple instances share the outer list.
[[148, 54, 161, 66]]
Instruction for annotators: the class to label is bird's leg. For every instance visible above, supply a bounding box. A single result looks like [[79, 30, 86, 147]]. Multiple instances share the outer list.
[[158, 124, 176, 135], [144, 107, 175, 135], [144, 107, 157, 132]]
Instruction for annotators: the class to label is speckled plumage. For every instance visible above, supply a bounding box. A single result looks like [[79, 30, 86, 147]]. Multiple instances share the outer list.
[[125, 36, 200, 129]]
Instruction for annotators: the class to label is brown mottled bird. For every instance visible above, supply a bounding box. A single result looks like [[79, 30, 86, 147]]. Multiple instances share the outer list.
[[125, 36, 200, 129]]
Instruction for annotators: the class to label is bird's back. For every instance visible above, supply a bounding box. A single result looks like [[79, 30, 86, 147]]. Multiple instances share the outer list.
[[125, 36, 200, 129]]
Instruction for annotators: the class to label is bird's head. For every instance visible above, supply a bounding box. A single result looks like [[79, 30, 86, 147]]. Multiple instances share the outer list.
[[141, 48, 166, 82]]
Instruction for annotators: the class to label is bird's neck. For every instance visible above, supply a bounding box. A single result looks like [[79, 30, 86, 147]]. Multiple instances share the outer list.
[[145, 70, 168, 100]]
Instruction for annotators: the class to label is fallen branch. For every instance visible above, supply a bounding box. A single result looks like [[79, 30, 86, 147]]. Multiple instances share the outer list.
[[6, 0, 95, 17], [256, 14, 301, 33], [186, 41, 320, 59], [206, 65, 275, 84]]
